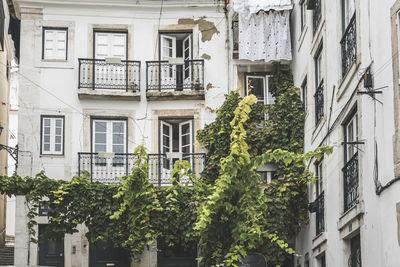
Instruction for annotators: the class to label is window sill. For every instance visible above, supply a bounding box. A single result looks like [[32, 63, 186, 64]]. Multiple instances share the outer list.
[[336, 60, 360, 101], [146, 90, 205, 101], [310, 20, 325, 53], [78, 89, 141, 101], [337, 201, 364, 239], [311, 115, 326, 143], [312, 232, 327, 257], [297, 26, 308, 52], [40, 154, 65, 158]]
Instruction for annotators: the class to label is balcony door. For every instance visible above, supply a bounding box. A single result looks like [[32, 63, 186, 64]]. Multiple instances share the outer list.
[[91, 119, 127, 182], [159, 119, 193, 184], [159, 32, 192, 90], [94, 31, 127, 89]]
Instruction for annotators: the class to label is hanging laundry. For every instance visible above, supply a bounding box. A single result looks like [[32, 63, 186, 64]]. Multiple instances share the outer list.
[[238, 10, 292, 62], [232, 0, 292, 18]]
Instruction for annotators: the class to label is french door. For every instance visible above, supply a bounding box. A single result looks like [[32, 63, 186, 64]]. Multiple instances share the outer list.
[[160, 35, 177, 87], [93, 31, 127, 89], [92, 119, 127, 182], [183, 35, 192, 87], [159, 120, 193, 184]]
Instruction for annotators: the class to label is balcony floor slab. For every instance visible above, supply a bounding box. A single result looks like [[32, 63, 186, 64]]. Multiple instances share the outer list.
[[78, 88, 140, 101], [146, 90, 205, 101]]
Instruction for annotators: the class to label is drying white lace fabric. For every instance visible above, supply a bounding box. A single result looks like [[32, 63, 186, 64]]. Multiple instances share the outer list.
[[238, 10, 292, 62], [232, 0, 292, 18]]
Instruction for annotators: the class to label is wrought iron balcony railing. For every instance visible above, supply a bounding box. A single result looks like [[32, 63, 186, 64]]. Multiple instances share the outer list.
[[343, 152, 359, 212], [78, 152, 139, 184], [148, 153, 206, 186], [78, 152, 206, 186], [232, 19, 239, 56], [146, 60, 204, 91], [313, 0, 322, 33], [78, 58, 140, 91], [315, 191, 325, 235], [348, 249, 362, 267], [341, 14, 357, 77], [314, 80, 324, 124]]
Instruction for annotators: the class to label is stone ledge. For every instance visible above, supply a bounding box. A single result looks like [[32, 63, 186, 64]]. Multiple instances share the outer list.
[[78, 88, 140, 101], [146, 90, 205, 101], [337, 201, 364, 239]]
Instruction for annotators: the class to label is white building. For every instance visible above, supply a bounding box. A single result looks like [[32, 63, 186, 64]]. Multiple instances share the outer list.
[[12, 0, 294, 266], [291, 0, 400, 266]]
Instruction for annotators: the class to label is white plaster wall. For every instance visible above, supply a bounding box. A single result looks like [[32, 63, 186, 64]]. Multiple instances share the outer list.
[[292, 0, 400, 266], [14, 0, 227, 266]]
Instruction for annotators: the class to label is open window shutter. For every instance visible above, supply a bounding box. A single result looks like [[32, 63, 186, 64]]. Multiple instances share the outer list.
[[161, 35, 176, 60], [160, 121, 173, 154], [111, 33, 127, 59], [55, 31, 67, 60], [179, 120, 193, 154], [95, 32, 111, 59], [44, 30, 56, 59], [44, 30, 67, 60], [183, 35, 192, 82]]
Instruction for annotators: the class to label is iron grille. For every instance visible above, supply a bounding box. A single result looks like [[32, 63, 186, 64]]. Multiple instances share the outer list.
[[314, 80, 324, 124], [313, 0, 322, 33], [146, 60, 204, 91], [78, 152, 139, 184], [232, 19, 239, 56], [343, 152, 359, 212], [148, 153, 206, 186], [348, 249, 361, 267], [78, 58, 140, 91], [341, 14, 357, 77], [315, 191, 325, 235]]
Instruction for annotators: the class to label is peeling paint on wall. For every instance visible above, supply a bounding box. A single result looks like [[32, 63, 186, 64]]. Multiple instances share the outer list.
[[178, 18, 220, 42], [201, 53, 211, 60], [206, 83, 214, 90]]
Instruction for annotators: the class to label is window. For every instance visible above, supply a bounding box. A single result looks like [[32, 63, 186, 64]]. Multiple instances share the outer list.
[[92, 119, 126, 154], [314, 47, 324, 124], [316, 161, 323, 196], [41, 116, 64, 155], [343, 111, 359, 211], [315, 160, 325, 235], [245, 73, 276, 105], [304, 253, 310, 267], [257, 171, 276, 183], [94, 31, 127, 59], [302, 78, 308, 110], [42, 28, 68, 60], [342, 0, 355, 33], [349, 234, 362, 267], [319, 254, 326, 267], [300, 0, 307, 31]]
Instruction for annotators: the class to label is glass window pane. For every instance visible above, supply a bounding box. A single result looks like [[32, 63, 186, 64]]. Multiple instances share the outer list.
[[113, 145, 124, 153], [95, 121, 107, 132], [113, 133, 124, 144], [44, 127, 50, 135], [95, 133, 106, 144], [248, 77, 265, 102], [44, 135, 50, 143], [113, 122, 124, 133], [181, 123, 190, 135], [56, 119, 62, 127], [55, 144, 61, 152], [44, 144, 50, 151], [95, 144, 106, 152], [181, 134, 190, 147], [55, 127, 62, 135], [55, 136, 61, 143], [44, 119, 51, 126]]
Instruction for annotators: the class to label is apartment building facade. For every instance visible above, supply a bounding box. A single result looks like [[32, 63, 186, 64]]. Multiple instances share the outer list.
[[291, 0, 400, 266], [12, 0, 294, 266]]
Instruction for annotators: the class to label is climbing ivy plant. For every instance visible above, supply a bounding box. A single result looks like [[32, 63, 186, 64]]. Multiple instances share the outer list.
[[0, 65, 331, 267]]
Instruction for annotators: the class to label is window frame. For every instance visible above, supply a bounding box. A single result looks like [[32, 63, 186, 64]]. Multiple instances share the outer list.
[[90, 118, 128, 154], [344, 111, 358, 163], [157, 117, 195, 155], [42, 27, 68, 61], [158, 31, 193, 61], [93, 30, 128, 60], [315, 160, 323, 196], [244, 72, 276, 105], [0, 0, 4, 51], [300, 0, 307, 31], [40, 115, 65, 156], [302, 77, 308, 110], [342, 0, 356, 34], [315, 46, 323, 88]]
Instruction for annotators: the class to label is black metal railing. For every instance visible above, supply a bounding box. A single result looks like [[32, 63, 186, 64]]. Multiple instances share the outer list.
[[146, 60, 204, 91], [341, 14, 357, 77], [314, 80, 324, 124], [78, 152, 139, 184], [315, 191, 325, 235], [343, 152, 359, 212], [78, 58, 140, 91], [148, 153, 206, 186], [313, 0, 322, 33], [348, 249, 361, 267]]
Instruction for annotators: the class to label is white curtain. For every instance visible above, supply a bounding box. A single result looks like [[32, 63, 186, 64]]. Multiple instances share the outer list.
[[238, 10, 292, 62]]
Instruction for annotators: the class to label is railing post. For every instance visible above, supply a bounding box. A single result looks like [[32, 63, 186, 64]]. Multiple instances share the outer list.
[[92, 58, 95, 90], [158, 154, 161, 186], [158, 61, 161, 92], [78, 59, 81, 89], [201, 60, 204, 90], [78, 152, 81, 176], [138, 61, 141, 93], [125, 154, 129, 176], [90, 153, 93, 182], [191, 60, 194, 91]]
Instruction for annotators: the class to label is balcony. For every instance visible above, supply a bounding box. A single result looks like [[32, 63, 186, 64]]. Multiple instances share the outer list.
[[314, 79, 324, 124], [78, 152, 206, 186], [343, 152, 359, 212], [315, 191, 325, 235], [341, 14, 357, 77], [148, 153, 206, 186], [78, 58, 141, 100], [145, 60, 205, 100]]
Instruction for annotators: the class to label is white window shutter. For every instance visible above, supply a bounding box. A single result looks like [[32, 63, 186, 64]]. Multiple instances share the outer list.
[[44, 29, 67, 60]]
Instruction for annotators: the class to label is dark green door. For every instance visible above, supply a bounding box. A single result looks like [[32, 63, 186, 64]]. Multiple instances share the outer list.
[[157, 241, 197, 267], [89, 241, 130, 267], [38, 225, 65, 267]]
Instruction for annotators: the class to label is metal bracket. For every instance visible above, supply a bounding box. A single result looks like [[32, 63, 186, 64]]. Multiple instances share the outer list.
[[0, 144, 18, 163], [341, 141, 365, 145]]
